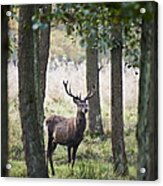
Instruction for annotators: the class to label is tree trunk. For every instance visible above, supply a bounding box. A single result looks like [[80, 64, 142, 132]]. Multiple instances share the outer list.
[[34, 4, 51, 171], [39, 5, 51, 104], [111, 24, 128, 176], [86, 47, 104, 136], [1, 5, 9, 177], [137, 2, 158, 181], [18, 5, 48, 177]]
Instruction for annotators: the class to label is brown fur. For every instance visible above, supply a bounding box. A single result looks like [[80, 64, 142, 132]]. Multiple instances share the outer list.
[[46, 115, 76, 145], [46, 111, 86, 176]]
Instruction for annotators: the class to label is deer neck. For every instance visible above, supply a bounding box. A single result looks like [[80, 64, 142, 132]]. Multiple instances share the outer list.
[[75, 111, 86, 133]]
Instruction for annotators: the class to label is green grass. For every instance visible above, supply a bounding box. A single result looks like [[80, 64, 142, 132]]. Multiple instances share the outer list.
[[8, 160, 27, 177], [8, 95, 138, 179], [8, 129, 137, 179]]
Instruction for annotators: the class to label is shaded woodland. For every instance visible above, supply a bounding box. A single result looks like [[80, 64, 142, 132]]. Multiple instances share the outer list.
[[1, 2, 158, 180]]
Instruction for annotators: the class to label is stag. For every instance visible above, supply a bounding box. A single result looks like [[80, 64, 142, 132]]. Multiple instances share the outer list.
[[46, 81, 95, 176]]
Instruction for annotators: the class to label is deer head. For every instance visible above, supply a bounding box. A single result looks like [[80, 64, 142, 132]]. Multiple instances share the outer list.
[[63, 80, 95, 114]]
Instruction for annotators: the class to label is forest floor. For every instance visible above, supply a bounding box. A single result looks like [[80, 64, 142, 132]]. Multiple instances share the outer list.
[[9, 127, 137, 180]]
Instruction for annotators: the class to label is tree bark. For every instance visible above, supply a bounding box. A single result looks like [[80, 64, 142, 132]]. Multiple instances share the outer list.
[[39, 5, 51, 104], [1, 5, 9, 177], [137, 2, 158, 181], [18, 5, 48, 177], [34, 4, 51, 171], [86, 47, 104, 136], [111, 24, 128, 176]]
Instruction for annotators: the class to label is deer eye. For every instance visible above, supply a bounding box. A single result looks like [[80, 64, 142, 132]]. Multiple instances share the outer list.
[[80, 104, 85, 108]]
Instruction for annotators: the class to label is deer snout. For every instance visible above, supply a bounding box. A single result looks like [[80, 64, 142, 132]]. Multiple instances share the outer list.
[[85, 108, 88, 113], [82, 107, 88, 113]]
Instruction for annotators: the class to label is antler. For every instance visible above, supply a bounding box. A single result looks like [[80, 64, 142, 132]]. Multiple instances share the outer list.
[[84, 85, 96, 101], [63, 80, 79, 100]]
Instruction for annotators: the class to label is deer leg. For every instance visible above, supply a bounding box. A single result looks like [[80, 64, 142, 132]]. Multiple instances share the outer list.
[[47, 138, 57, 176], [47, 137, 52, 158], [67, 146, 72, 165], [50, 143, 57, 176], [72, 146, 78, 168]]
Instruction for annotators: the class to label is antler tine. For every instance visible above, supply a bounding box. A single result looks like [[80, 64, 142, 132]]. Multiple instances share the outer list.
[[63, 80, 68, 88], [84, 86, 96, 101], [69, 84, 71, 94], [63, 80, 69, 95], [63, 80, 78, 99]]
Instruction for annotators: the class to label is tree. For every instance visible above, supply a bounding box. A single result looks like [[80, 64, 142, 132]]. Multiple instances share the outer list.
[[136, 2, 158, 180], [18, 5, 48, 177], [39, 5, 51, 106], [1, 5, 10, 177], [86, 46, 103, 136], [111, 23, 128, 176], [34, 4, 51, 171]]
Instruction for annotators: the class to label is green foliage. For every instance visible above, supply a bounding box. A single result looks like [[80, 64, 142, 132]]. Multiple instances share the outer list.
[[51, 2, 155, 64], [53, 3, 112, 51], [52, 2, 144, 52], [123, 18, 141, 67], [31, 5, 51, 31], [32, 15, 48, 30], [10, 5, 19, 22], [10, 2, 155, 65]]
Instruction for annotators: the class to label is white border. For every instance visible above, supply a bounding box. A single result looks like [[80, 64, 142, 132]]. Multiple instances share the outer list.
[[1, 0, 163, 186]]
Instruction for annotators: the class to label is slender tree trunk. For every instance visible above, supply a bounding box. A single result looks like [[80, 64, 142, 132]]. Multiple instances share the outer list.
[[1, 5, 9, 177], [111, 24, 128, 176], [39, 5, 51, 104], [86, 47, 104, 136], [18, 5, 48, 177], [35, 4, 51, 170], [137, 2, 158, 181]]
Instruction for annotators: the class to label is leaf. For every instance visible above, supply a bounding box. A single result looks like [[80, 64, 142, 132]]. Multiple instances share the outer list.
[[39, 23, 48, 30], [83, 9, 90, 16], [32, 23, 40, 30], [79, 38, 85, 48]]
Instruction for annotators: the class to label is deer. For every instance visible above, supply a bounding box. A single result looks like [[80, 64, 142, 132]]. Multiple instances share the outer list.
[[45, 80, 95, 176]]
